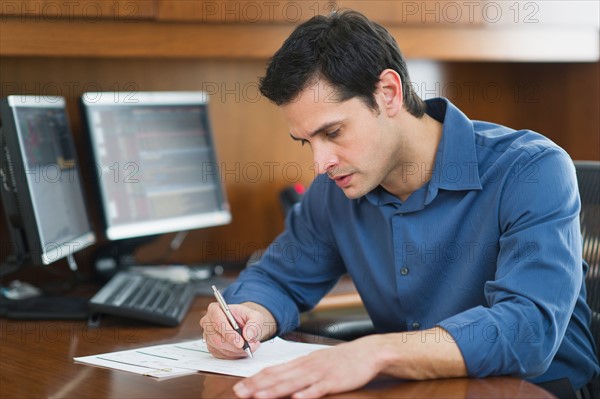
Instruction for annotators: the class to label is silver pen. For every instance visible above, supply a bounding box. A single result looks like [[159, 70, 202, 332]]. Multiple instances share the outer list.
[[211, 285, 253, 359]]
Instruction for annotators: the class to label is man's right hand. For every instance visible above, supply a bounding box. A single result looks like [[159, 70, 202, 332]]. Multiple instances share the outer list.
[[200, 301, 277, 359]]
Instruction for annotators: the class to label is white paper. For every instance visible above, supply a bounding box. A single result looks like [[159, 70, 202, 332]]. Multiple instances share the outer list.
[[74, 337, 328, 379]]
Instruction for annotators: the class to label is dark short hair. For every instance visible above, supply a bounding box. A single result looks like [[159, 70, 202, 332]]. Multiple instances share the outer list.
[[259, 10, 426, 117]]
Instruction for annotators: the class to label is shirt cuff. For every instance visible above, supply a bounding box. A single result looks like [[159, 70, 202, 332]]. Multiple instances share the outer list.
[[437, 306, 529, 378], [224, 278, 301, 336]]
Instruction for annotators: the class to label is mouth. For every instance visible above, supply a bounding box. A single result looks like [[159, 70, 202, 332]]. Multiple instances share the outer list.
[[331, 173, 353, 188]]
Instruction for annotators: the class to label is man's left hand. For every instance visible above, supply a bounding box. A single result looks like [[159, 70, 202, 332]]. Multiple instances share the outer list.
[[233, 335, 382, 398]]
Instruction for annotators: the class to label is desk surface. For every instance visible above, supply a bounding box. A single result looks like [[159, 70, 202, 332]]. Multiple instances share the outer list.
[[0, 296, 555, 398]]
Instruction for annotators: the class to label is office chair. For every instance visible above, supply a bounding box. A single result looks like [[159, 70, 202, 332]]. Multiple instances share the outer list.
[[297, 308, 375, 341], [574, 161, 600, 361]]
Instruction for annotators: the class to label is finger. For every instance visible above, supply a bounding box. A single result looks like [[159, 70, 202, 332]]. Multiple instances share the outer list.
[[203, 328, 247, 358], [229, 307, 264, 342], [292, 380, 335, 399], [200, 303, 229, 334], [207, 336, 262, 360], [202, 303, 263, 359], [236, 371, 320, 399], [210, 344, 249, 359], [204, 303, 247, 348], [204, 327, 244, 354], [235, 356, 318, 398], [242, 322, 259, 342], [203, 322, 262, 359], [249, 340, 261, 352], [202, 326, 243, 358]]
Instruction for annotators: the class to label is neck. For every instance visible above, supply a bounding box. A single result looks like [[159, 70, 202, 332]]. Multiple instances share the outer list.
[[383, 112, 443, 201]]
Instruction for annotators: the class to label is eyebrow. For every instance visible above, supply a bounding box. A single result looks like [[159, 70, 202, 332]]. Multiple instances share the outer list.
[[289, 120, 344, 142]]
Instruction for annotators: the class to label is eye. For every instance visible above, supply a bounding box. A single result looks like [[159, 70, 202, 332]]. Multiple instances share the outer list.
[[300, 139, 310, 147], [326, 129, 339, 139]]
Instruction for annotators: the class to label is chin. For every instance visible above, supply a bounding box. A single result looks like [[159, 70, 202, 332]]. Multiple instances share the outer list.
[[340, 186, 368, 200], [337, 175, 377, 199]]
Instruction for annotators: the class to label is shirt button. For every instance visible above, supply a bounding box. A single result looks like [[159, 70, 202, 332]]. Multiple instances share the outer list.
[[400, 267, 409, 276], [412, 322, 420, 330]]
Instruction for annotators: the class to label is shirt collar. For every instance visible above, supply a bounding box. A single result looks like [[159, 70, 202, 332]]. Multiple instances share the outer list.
[[364, 98, 482, 208], [427, 98, 482, 194]]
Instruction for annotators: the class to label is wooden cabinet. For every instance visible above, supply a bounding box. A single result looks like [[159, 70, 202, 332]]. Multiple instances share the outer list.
[[1, 0, 598, 61], [0, 0, 155, 20], [153, 0, 481, 25]]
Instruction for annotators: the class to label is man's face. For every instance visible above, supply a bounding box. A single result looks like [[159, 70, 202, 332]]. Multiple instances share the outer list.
[[282, 79, 405, 199]]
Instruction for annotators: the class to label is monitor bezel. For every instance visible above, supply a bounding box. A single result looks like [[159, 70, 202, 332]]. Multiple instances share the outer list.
[[80, 91, 231, 241]]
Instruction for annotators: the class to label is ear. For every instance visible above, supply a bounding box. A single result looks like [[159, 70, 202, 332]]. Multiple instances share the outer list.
[[377, 69, 403, 117]]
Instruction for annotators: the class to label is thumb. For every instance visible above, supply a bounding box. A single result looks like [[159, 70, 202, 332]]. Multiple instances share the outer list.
[[242, 320, 263, 342]]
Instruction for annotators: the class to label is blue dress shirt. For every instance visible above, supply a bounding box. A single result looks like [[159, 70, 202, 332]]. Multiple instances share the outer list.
[[224, 98, 599, 389]]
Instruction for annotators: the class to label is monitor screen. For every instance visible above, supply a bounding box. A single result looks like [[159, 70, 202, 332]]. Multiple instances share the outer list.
[[0, 96, 96, 266], [80, 92, 231, 241]]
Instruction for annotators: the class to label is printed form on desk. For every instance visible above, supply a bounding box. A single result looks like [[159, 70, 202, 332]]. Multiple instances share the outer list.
[[74, 337, 329, 380]]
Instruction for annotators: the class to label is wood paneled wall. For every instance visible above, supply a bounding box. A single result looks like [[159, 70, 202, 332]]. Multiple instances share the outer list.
[[442, 62, 600, 161], [1, 56, 598, 271]]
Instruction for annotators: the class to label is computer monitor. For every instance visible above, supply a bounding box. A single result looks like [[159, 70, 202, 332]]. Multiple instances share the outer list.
[[80, 91, 231, 248], [0, 95, 96, 272]]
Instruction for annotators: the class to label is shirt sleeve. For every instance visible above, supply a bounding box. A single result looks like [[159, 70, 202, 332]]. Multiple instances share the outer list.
[[438, 147, 583, 378], [224, 175, 346, 335]]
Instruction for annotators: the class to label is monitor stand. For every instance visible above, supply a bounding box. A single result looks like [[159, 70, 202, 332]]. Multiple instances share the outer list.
[[91, 236, 160, 282], [91, 235, 236, 296]]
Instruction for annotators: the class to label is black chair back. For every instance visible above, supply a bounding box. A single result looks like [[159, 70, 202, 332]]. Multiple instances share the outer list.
[[574, 160, 600, 360]]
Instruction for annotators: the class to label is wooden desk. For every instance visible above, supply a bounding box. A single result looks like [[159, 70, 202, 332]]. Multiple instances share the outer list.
[[0, 296, 555, 398]]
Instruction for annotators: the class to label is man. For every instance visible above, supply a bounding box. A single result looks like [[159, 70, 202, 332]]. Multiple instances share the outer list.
[[200, 10, 599, 399]]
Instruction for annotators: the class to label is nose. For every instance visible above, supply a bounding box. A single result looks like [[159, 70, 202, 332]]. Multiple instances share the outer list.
[[311, 142, 337, 175]]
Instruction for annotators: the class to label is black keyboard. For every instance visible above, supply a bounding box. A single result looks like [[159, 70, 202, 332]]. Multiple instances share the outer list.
[[89, 271, 195, 327]]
